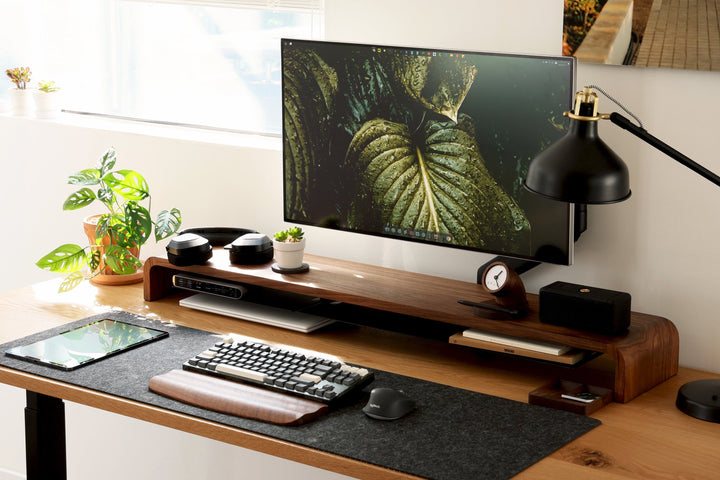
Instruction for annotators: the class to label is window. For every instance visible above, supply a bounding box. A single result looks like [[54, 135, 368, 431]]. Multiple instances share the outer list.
[[0, 0, 324, 135]]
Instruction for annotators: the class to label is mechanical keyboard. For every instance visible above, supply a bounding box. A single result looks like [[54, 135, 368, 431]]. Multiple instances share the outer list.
[[183, 335, 375, 405]]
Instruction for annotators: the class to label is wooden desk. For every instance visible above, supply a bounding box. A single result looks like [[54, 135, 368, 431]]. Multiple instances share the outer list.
[[0, 280, 718, 479]]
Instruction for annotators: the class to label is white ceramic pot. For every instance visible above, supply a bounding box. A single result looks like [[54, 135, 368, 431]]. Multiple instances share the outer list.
[[273, 238, 306, 269], [33, 90, 60, 119], [8, 88, 33, 116]]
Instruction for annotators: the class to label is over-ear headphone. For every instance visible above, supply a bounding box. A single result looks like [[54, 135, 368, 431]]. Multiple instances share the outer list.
[[174, 227, 257, 247], [165, 227, 272, 266]]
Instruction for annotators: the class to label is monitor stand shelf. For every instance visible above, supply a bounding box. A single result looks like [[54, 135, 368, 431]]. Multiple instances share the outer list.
[[144, 250, 679, 403]]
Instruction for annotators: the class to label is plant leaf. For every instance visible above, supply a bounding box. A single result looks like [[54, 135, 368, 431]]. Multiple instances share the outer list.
[[154, 208, 182, 241], [337, 55, 411, 135], [59, 271, 86, 292], [62, 188, 96, 211], [97, 147, 117, 176], [103, 245, 142, 274], [106, 214, 136, 248], [103, 169, 149, 202], [36, 244, 87, 273], [94, 213, 135, 248], [346, 115, 531, 251], [68, 168, 100, 186], [88, 249, 102, 271], [124, 201, 152, 244], [93, 214, 111, 243], [387, 55, 477, 123], [282, 46, 338, 222], [97, 187, 115, 206]]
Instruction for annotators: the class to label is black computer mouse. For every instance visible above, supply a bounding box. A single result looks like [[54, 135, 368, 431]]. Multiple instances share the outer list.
[[362, 387, 416, 420]]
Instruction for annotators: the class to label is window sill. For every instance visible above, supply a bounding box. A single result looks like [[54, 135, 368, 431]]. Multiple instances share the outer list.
[[0, 111, 282, 152]]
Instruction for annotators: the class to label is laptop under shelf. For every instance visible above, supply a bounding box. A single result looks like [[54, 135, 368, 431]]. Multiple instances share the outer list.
[[179, 293, 335, 333]]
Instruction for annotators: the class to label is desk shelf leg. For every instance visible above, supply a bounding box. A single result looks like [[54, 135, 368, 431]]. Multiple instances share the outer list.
[[25, 391, 67, 480]]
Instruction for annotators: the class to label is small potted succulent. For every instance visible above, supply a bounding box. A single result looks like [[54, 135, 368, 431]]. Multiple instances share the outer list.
[[36, 147, 182, 291], [34, 80, 60, 119], [272, 226, 306, 271], [5, 66, 32, 116]]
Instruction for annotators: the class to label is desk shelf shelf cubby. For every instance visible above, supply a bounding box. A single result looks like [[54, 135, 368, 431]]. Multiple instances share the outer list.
[[144, 250, 679, 403]]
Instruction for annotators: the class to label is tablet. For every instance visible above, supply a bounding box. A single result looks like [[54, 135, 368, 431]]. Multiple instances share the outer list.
[[5, 318, 168, 371]]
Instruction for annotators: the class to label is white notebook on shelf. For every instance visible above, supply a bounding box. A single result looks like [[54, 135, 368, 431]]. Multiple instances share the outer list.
[[179, 294, 335, 333], [462, 329, 571, 356]]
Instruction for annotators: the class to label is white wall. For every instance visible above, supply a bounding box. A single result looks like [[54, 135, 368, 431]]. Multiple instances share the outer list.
[[2, 1, 719, 479], [326, 0, 720, 375], [324, 0, 564, 55]]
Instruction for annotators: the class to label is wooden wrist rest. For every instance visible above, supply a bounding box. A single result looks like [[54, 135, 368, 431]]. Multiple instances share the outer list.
[[149, 369, 328, 425]]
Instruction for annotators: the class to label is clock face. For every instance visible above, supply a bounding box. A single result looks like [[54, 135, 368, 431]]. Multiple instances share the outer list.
[[484, 264, 508, 291]]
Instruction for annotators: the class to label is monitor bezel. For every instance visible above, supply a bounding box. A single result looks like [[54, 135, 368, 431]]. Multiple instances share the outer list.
[[281, 38, 576, 266]]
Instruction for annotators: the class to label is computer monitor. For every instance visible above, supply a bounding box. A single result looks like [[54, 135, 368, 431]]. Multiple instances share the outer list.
[[281, 39, 576, 266]]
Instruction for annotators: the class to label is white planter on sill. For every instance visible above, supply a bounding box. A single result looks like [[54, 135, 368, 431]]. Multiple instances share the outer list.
[[272, 238, 306, 270], [9, 88, 33, 116], [33, 90, 60, 119]]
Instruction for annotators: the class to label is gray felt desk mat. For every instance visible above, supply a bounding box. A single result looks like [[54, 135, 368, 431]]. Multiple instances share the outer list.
[[0, 311, 600, 480]]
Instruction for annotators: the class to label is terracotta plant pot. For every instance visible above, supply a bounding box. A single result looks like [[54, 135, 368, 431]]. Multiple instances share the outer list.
[[83, 215, 143, 285]]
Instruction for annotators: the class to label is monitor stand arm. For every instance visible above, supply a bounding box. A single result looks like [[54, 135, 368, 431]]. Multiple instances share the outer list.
[[574, 203, 587, 241], [476, 203, 587, 282]]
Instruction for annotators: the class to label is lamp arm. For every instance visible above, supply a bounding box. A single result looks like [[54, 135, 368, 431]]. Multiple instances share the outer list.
[[609, 112, 720, 188]]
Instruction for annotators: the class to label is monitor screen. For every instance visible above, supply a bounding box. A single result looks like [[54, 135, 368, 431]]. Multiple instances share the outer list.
[[281, 39, 576, 265]]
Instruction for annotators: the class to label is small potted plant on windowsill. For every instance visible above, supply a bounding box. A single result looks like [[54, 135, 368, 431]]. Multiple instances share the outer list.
[[5, 66, 32, 116], [272, 226, 308, 273], [34, 80, 60, 119], [35, 147, 182, 291]]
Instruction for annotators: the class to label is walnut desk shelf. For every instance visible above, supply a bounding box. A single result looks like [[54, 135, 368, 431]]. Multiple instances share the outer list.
[[144, 250, 679, 403]]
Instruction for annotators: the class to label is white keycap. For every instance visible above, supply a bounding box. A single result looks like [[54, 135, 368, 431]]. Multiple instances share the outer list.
[[216, 364, 267, 382]]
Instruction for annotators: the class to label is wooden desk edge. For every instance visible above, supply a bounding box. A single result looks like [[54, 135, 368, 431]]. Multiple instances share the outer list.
[[0, 280, 715, 480], [0, 366, 421, 480]]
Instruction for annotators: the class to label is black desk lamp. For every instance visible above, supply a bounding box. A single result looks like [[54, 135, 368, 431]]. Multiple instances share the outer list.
[[525, 87, 720, 203], [524, 86, 720, 422]]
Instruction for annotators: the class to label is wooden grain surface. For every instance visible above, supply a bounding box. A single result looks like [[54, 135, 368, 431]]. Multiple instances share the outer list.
[[144, 253, 679, 402], [148, 369, 328, 425], [144, 252, 670, 352], [0, 279, 718, 479]]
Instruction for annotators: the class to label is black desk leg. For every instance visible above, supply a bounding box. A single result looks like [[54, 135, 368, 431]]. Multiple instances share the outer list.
[[25, 391, 67, 480]]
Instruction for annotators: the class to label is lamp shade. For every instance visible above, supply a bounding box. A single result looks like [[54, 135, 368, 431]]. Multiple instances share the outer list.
[[524, 101, 631, 204]]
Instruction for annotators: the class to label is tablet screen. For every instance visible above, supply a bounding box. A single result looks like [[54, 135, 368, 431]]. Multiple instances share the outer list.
[[5, 319, 168, 370]]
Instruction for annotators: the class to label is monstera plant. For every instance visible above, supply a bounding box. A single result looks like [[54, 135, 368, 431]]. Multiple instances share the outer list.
[[36, 147, 182, 291]]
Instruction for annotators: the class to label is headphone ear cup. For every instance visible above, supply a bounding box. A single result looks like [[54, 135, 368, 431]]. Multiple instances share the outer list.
[[166, 233, 213, 266], [228, 233, 274, 265], [176, 227, 257, 247]]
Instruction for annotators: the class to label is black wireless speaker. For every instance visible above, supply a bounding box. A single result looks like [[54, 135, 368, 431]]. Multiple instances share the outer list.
[[538, 281, 631, 336]]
